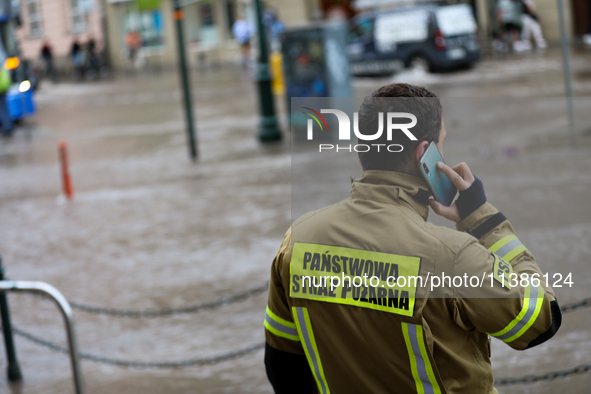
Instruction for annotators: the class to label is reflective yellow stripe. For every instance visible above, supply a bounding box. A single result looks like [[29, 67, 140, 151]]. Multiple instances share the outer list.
[[293, 307, 330, 394], [489, 235, 528, 262], [401, 322, 441, 394], [489, 235, 517, 253], [487, 279, 544, 343], [264, 306, 300, 341], [503, 245, 527, 262], [505, 291, 543, 343]]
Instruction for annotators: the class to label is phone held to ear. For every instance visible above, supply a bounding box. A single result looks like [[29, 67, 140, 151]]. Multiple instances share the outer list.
[[418, 142, 457, 207]]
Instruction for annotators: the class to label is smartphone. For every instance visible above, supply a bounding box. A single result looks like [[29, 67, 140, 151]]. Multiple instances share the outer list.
[[418, 142, 457, 206]]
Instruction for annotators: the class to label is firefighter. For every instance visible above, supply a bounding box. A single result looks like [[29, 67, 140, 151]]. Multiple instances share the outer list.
[[264, 83, 561, 393]]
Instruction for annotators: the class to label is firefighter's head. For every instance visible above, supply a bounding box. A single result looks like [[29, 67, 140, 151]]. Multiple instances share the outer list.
[[357, 83, 444, 175]]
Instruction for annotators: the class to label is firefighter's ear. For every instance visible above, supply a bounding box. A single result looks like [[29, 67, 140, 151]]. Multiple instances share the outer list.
[[415, 141, 429, 165]]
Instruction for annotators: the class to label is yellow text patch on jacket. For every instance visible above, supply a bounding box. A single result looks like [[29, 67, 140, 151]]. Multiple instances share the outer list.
[[289, 242, 421, 317]]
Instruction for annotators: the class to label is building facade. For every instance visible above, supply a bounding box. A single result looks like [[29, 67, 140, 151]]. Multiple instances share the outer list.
[[14, 0, 578, 71], [16, 0, 105, 71], [104, 0, 319, 69]]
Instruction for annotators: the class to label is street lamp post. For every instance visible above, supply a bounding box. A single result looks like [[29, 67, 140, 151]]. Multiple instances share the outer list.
[[173, 0, 198, 160], [556, 0, 576, 148], [253, 0, 282, 142]]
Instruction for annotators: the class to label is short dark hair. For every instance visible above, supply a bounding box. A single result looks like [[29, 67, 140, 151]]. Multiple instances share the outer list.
[[357, 83, 442, 172]]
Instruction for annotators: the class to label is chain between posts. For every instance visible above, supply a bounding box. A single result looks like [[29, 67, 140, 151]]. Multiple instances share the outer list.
[[560, 298, 591, 313], [65, 288, 591, 318], [9, 321, 591, 382], [495, 364, 591, 386], [8, 288, 591, 379], [67, 282, 270, 317], [10, 325, 264, 368]]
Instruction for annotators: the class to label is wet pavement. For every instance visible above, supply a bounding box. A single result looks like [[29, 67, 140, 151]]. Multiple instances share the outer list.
[[0, 46, 591, 393]]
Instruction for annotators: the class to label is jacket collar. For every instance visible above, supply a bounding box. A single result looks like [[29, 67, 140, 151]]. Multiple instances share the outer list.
[[350, 170, 431, 221]]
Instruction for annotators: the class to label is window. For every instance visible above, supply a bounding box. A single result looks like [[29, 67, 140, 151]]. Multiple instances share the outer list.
[[70, 0, 88, 33], [123, 9, 164, 48], [26, 0, 43, 37], [375, 10, 430, 45], [225, 0, 236, 35], [198, 2, 218, 45], [184, 0, 218, 46], [436, 4, 477, 37]]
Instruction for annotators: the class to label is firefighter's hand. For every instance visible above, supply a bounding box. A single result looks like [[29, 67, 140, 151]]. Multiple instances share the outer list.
[[429, 162, 476, 223]]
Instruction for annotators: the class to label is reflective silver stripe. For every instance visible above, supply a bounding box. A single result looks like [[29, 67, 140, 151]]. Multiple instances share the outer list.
[[494, 281, 540, 341], [407, 323, 436, 394], [265, 312, 298, 337], [495, 238, 524, 259], [295, 307, 328, 394]]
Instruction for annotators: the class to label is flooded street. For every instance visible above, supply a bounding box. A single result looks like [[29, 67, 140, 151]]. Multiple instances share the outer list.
[[1, 47, 591, 393]]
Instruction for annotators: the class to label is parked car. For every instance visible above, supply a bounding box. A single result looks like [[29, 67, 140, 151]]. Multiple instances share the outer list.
[[347, 4, 480, 75]]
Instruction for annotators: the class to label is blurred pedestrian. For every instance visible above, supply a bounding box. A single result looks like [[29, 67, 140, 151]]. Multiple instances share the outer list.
[[520, 0, 547, 49], [495, 0, 526, 52], [125, 30, 141, 68], [232, 15, 253, 67], [70, 38, 84, 80], [264, 8, 285, 52], [86, 37, 100, 78], [0, 66, 13, 136], [40, 40, 53, 79]]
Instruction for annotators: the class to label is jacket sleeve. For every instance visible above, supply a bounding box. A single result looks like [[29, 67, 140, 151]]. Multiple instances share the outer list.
[[264, 229, 315, 392], [265, 228, 305, 353], [453, 189, 561, 350]]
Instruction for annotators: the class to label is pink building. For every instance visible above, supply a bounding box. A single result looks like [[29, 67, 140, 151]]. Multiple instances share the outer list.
[[16, 0, 105, 71]]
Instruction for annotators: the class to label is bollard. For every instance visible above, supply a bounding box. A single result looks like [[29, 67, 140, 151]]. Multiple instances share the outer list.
[[58, 141, 74, 200], [270, 51, 285, 96], [0, 257, 22, 382]]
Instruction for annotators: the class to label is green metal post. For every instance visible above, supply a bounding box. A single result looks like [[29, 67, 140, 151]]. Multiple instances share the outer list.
[[0, 257, 21, 382], [556, 0, 577, 147], [173, 0, 198, 160], [253, 0, 282, 142]]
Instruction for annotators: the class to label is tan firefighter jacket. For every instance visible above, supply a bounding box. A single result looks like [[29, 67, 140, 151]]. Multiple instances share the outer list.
[[265, 170, 558, 394]]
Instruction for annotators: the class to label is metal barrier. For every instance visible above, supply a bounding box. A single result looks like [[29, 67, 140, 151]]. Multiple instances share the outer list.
[[0, 281, 85, 394], [0, 257, 21, 382]]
